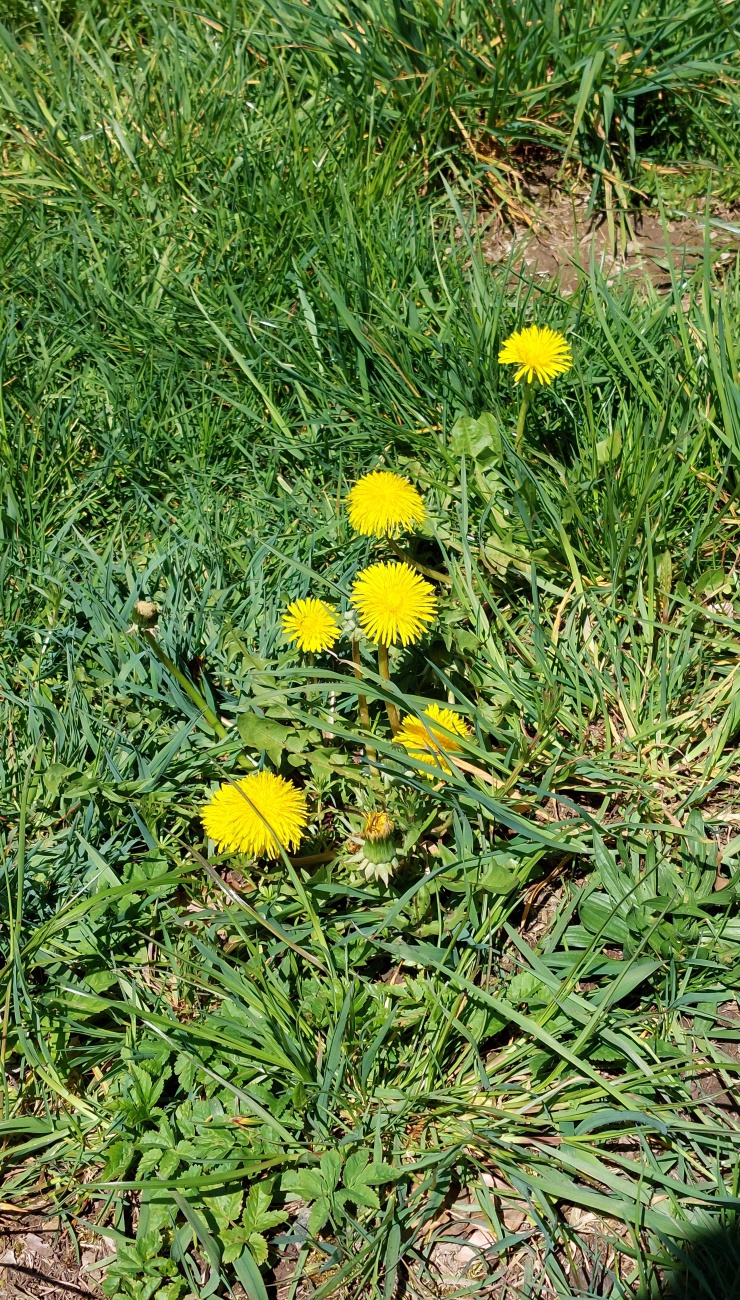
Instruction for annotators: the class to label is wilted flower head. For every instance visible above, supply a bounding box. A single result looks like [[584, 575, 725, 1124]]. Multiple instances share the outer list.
[[498, 325, 572, 385], [282, 598, 340, 653], [347, 470, 426, 538], [131, 599, 159, 628], [351, 561, 436, 647], [201, 771, 307, 859]]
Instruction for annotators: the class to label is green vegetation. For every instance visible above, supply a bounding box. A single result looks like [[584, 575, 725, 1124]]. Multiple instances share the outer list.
[[2, 1, 740, 1296]]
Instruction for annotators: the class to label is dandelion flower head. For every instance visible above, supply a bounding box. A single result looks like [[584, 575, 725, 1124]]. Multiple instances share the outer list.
[[498, 324, 572, 385], [351, 561, 436, 647], [396, 703, 469, 774], [282, 597, 340, 653], [347, 470, 426, 538], [202, 771, 307, 859], [363, 810, 395, 843], [353, 810, 398, 885]]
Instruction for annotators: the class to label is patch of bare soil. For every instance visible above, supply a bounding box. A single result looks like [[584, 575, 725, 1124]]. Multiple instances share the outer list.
[[415, 1183, 628, 1298], [478, 189, 740, 292], [0, 1214, 108, 1299]]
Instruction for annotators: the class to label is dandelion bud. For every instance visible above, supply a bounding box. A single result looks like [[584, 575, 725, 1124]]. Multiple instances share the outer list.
[[351, 810, 399, 886]]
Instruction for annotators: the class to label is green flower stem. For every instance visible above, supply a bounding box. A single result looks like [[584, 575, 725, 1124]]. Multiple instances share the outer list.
[[351, 641, 381, 775], [289, 849, 339, 868], [388, 539, 452, 585], [515, 382, 534, 455], [137, 629, 228, 741], [377, 643, 400, 735], [307, 650, 317, 704], [351, 640, 372, 732]]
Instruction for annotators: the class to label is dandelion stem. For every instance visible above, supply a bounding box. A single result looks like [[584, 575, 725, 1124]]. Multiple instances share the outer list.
[[137, 629, 228, 741], [307, 650, 317, 703], [387, 540, 452, 585], [515, 383, 533, 455], [351, 640, 371, 732], [377, 643, 400, 735]]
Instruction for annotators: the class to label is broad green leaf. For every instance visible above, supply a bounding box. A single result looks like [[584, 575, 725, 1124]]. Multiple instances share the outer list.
[[363, 1162, 402, 1186], [595, 426, 621, 463], [479, 861, 518, 893], [43, 763, 78, 798], [338, 1184, 379, 1210], [242, 1182, 286, 1234], [449, 412, 502, 466], [103, 1140, 135, 1180], [158, 1149, 180, 1179], [695, 568, 727, 599], [342, 1149, 370, 1188], [282, 1169, 325, 1201], [203, 1185, 242, 1228], [137, 1147, 162, 1178], [248, 1231, 269, 1266], [319, 1148, 343, 1192], [237, 712, 291, 765], [243, 1183, 273, 1232], [308, 1195, 332, 1236]]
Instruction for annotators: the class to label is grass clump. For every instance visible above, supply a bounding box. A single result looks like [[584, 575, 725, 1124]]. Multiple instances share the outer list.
[[2, 2, 740, 1298]]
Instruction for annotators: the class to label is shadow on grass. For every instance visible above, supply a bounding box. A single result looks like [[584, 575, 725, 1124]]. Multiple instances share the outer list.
[[646, 1217, 740, 1299]]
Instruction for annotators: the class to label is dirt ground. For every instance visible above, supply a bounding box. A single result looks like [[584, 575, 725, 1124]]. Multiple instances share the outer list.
[[0, 1213, 108, 1298], [0, 1200, 604, 1298], [476, 188, 740, 291]]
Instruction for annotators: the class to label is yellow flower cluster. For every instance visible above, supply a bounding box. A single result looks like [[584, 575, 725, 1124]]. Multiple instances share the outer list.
[[344, 468, 436, 647], [203, 327, 572, 862], [280, 469, 436, 653]]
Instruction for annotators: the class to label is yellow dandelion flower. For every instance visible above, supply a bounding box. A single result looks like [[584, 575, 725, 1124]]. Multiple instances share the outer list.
[[498, 324, 572, 385], [351, 561, 436, 647], [396, 703, 469, 774], [201, 771, 307, 859], [347, 470, 426, 538], [282, 597, 340, 653]]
